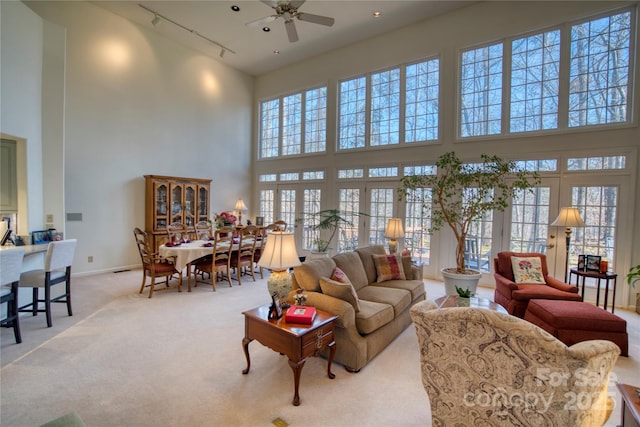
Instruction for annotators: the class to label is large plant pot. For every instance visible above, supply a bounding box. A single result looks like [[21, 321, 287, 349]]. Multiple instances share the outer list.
[[441, 268, 482, 296], [307, 251, 329, 260]]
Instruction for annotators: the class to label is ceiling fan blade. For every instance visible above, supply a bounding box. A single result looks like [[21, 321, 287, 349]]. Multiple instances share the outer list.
[[290, 0, 306, 8], [246, 15, 278, 28], [260, 0, 279, 8], [285, 20, 299, 43], [297, 13, 335, 27]]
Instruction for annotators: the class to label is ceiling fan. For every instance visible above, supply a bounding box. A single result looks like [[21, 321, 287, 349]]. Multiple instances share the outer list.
[[246, 0, 335, 43]]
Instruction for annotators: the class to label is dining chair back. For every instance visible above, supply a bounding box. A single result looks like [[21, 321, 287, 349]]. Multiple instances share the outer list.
[[1, 247, 25, 343], [167, 222, 187, 243], [133, 228, 182, 298], [194, 226, 234, 290], [19, 239, 77, 327], [253, 226, 267, 279], [231, 226, 257, 286], [194, 221, 212, 240]]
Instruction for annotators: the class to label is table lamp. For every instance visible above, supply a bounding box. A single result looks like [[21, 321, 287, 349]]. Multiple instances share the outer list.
[[384, 218, 404, 254], [257, 231, 301, 303], [235, 199, 247, 225], [551, 207, 585, 282]]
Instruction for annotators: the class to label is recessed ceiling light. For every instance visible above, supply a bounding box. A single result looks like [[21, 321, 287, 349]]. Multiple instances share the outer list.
[[373, 11, 382, 18], [262, 27, 271, 32], [273, 50, 280, 55], [230, 5, 240, 12]]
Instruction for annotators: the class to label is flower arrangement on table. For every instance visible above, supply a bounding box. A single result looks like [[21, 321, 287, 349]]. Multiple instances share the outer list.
[[215, 211, 237, 228]]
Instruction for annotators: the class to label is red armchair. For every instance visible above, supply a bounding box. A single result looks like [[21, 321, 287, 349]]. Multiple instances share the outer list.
[[494, 251, 582, 318]]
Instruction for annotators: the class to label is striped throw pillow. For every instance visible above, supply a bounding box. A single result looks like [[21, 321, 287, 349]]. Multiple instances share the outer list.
[[373, 254, 406, 282]]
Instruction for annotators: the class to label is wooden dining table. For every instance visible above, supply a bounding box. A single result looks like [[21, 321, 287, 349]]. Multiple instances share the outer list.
[[158, 238, 254, 290]]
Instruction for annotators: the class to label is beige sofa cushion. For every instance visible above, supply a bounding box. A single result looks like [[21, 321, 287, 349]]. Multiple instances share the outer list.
[[293, 257, 337, 292], [333, 251, 369, 291], [371, 279, 425, 301], [358, 286, 411, 317], [319, 277, 360, 312], [355, 245, 387, 283], [355, 300, 395, 335]]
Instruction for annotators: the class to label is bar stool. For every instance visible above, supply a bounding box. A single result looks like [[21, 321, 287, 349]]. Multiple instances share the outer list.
[[1, 247, 26, 343], [19, 239, 77, 327]]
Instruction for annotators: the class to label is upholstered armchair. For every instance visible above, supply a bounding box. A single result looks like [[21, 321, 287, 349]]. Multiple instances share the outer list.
[[410, 301, 620, 426], [494, 251, 581, 318]]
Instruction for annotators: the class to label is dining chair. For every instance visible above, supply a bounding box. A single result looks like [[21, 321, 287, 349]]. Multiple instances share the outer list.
[[133, 228, 182, 298], [194, 226, 234, 290], [271, 220, 287, 231], [231, 226, 257, 286], [18, 239, 77, 327], [1, 247, 25, 343], [167, 222, 188, 243], [253, 226, 267, 279], [194, 221, 212, 240]]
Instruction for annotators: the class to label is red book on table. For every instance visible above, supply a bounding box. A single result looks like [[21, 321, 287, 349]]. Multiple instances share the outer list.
[[285, 305, 317, 325]]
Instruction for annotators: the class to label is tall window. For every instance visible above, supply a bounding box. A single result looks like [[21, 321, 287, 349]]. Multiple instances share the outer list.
[[460, 43, 503, 137], [510, 30, 560, 132], [259, 87, 327, 158], [406, 59, 440, 142], [510, 187, 551, 253], [569, 12, 631, 126], [301, 189, 321, 250], [339, 77, 367, 149], [404, 187, 431, 265], [338, 188, 361, 251], [465, 188, 493, 273], [370, 69, 400, 146], [258, 189, 274, 225], [571, 186, 618, 266], [279, 189, 296, 232], [368, 188, 394, 245]]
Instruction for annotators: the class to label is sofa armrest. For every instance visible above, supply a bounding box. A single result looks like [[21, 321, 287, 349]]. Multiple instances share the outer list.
[[287, 290, 356, 329], [545, 275, 580, 293], [411, 264, 423, 281], [494, 273, 518, 296]]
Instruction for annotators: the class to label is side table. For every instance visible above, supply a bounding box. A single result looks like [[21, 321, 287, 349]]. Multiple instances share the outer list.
[[241, 304, 337, 406], [616, 382, 640, 427], [569, 268, 618, 313]]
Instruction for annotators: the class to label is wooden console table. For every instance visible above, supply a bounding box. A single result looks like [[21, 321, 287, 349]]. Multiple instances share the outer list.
[[569, 268, 618, 313], [242, 304, 337, 406], [617, 382, 640, 427]]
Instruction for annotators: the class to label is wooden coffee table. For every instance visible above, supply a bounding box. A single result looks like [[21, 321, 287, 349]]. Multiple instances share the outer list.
[[241, 304, 337, 406], [434, 295, 508, 314]]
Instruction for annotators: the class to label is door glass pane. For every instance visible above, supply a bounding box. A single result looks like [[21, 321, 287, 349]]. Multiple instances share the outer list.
[[279, 189, 296, 232], [338, 188, 360, 252], [405, 187, 431, 265], [259, 190, 274, 225], [369, 188, 394, 246], [571, 186, 617, 267], [465, 188, 492, 272], [510, 187, 550, 253], [302, 189, 321, 250]]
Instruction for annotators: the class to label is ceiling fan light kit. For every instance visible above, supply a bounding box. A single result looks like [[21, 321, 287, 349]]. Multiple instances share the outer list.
[[247, 0, 335, 43]]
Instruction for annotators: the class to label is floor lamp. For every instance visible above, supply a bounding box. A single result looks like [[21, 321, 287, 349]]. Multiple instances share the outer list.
[[551, 207, 585, 282]]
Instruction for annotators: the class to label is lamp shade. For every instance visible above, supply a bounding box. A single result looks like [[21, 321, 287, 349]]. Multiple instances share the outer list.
[[551, 207, 585, 228], [257, 231, 301, 271], [234, 199, 247, 211], [384, 218, 404, 239]]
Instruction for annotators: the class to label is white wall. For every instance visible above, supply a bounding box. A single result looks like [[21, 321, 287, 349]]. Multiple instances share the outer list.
[[23, 1, 254, 274]]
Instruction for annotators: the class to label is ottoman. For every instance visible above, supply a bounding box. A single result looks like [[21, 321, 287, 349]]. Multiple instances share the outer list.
[[524, 299, 628, 357]]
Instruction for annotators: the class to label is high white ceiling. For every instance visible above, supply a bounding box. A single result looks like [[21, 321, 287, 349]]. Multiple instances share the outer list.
[[94, 1, 476, 76]]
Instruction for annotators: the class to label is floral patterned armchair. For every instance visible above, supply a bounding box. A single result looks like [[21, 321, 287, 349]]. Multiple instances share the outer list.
[[410, 300, 620, 426], [494, 251, 581, 318]]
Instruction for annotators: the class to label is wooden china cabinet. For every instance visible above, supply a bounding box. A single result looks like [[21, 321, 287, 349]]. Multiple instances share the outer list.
[[144, 175, 212, 251]]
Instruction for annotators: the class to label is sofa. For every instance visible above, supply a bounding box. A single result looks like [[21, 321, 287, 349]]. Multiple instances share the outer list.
[[494, 251, 582, 318], [289, 245, 425, 372]]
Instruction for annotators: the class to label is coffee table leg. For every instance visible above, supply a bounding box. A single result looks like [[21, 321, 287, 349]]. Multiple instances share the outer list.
[[288, 359, 305, 406], [327, 341, 336, 379], [242, 337, 252, 374]]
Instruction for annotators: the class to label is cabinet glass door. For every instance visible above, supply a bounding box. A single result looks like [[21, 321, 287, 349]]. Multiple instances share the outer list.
[[154, 183, 168, 230], [171, 184, 183, 224], [197, 186, 209, 223], [184, 184, 196, 227]]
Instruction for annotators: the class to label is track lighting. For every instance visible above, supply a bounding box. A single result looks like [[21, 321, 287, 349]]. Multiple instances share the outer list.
[[151, 14, 160, 26], [219, 48, 225, 58]]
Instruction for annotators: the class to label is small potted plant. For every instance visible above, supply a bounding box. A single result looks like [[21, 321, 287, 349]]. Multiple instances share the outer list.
[[399, 151, 539, 295], [627, 264, 640, 314]]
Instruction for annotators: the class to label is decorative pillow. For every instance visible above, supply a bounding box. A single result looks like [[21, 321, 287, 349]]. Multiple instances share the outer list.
[[319, 277, 360, 312], [331, 267, 350, 284], [511, 256, 545, 284], [373, 254, 406, 282]]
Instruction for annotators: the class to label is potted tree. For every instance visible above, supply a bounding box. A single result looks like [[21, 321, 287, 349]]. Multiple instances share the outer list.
[[297, 209, 367, 256], [627, 264, 640, 314], [399, 151, 540, 295]]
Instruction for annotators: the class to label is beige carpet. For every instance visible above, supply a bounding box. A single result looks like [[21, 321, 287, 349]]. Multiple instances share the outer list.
[[1, 269, 639, 427]]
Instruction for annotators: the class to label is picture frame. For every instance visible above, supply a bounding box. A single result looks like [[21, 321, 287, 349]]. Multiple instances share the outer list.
[[255, 216, 264, 226], [31, 230, 52, 245], [585, 255, 602, 272], [268, 291, 283, 320], [577, 254, 586, 271]]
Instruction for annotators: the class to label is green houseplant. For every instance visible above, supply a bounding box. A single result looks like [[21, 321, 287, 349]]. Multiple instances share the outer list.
[[297, 209, 368, 253], [627, 264, 640, 314], [399, 151, 540, 294]]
